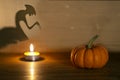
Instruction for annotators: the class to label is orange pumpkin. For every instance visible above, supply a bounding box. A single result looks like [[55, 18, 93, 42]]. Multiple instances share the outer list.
[[71, 35, 109, 68]]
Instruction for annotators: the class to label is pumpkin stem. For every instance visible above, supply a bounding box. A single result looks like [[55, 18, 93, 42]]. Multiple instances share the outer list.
[[87, 35, 99, 49]]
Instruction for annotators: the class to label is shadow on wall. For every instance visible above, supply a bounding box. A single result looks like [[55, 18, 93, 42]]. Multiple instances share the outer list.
[[0, 4, 40, 48]]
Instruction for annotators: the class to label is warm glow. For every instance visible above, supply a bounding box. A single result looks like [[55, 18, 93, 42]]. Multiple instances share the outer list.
[[24, 43, 40, 56], [30, 62, 35, 80], [24, 52, 40, 56], [30, 44, 34, 52]]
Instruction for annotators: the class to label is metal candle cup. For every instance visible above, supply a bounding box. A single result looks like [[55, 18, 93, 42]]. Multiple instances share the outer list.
[[24, 44, 40, 61]]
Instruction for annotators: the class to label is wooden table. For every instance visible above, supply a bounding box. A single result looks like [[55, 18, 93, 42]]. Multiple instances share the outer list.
[[0, 52, 120, 80]]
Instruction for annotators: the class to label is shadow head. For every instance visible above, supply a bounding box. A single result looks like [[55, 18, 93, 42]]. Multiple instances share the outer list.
[[25, 4, 36, 16]]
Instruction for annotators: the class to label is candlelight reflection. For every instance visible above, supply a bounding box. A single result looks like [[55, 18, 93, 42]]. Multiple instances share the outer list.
[[24, 59, 44, 80], [29, 62, 35, 80]]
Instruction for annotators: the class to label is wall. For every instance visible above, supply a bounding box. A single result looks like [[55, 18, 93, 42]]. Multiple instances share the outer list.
[[0, 0, 120, 53]]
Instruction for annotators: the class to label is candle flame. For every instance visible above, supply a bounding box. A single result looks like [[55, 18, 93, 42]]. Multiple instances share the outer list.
[[30, 44, 34, 52], [24, 43, 40, 56]]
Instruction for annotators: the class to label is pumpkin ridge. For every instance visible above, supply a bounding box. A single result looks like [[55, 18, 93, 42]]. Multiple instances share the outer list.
[[99, 46, 109, 67], [75, 46, 86, 68], [91, 48, 95, 68], [98, 46, 103, 67], [71, 47, 79, 66], [84, 49, 94, 68], [73, 47, 80, 67], [93, 47, 100, 68], [83, 48, 87, 68], [71, 46, 81, 67], [79, 47, 86, 68]]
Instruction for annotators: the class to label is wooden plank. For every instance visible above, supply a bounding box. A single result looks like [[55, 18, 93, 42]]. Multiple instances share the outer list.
[[0, 52, 120, 80]]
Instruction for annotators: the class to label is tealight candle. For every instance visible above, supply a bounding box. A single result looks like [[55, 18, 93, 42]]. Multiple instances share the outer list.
[[24, 43, 40, 61]]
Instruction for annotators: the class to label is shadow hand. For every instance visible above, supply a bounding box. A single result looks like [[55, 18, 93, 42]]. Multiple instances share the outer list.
[[36, 21, 41, 29]]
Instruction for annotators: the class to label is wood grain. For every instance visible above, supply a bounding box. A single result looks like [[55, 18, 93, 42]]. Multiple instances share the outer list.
[[0, 52, 119, 80]]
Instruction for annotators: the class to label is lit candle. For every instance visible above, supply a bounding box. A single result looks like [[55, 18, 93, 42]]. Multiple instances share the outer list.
[[24, 43, 40, 61]]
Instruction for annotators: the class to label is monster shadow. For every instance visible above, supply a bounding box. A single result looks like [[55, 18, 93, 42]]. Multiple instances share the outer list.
[[0, 4, 40, 48]]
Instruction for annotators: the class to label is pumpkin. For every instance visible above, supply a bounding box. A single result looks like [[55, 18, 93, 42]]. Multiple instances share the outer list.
[[71, 35, 109, 68]]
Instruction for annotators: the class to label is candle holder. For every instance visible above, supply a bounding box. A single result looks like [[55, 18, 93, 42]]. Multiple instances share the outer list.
[[24, 43, 40, 61]]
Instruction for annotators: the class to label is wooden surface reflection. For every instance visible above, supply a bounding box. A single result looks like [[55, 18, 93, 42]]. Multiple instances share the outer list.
[[0, 52, 120, 80]]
